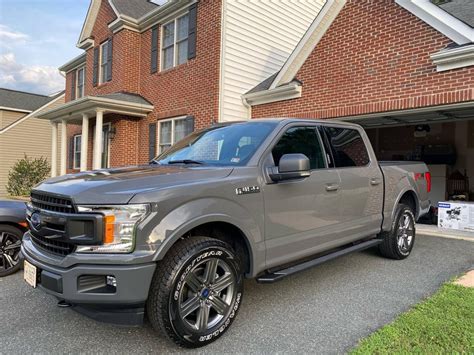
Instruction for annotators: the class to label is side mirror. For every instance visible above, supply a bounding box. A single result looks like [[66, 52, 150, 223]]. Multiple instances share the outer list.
[[269, 153, 311, 182]]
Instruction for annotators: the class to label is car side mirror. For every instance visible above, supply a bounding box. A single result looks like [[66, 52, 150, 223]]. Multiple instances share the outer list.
[[268, 153, 311, 182]]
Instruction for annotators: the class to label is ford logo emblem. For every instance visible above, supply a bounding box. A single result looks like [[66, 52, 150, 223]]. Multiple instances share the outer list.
[[31, 212, 42, 230]]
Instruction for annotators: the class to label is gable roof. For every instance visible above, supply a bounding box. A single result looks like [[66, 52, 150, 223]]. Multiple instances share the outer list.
[[96, 92, 153, 105], [109, 0, 158, 19], [0, 88, 60, 112], [246, 0, 474, 99], [0, 91, 65, 134], [437, 0, 474, 28]]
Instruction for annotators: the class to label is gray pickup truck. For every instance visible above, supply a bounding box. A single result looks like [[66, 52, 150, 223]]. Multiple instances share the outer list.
[[22, 118, 430, 347]]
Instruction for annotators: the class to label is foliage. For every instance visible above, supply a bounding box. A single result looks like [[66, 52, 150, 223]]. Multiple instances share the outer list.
[[351, 283, 474, 354], [6, 155, 50, 197]]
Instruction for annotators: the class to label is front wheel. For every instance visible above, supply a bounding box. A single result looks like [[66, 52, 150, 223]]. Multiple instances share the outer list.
[[378, 203, 416, 260], [147, 237, 243, 348], [0, 224, 23, 277]]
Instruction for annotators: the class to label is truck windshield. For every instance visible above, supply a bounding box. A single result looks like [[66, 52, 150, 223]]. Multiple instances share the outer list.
[[154, 121, 277, 166]]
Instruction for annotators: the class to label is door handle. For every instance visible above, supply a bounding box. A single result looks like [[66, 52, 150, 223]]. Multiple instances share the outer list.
[[325, 183, 339, 192], [370, 178, 382, 186]]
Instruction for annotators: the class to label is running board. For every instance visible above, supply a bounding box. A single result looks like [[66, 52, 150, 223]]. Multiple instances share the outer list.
[[256, 239, 383, 284]]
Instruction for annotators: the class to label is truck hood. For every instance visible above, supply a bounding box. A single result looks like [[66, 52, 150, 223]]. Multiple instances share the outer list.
[[33, 165, 234, 205]]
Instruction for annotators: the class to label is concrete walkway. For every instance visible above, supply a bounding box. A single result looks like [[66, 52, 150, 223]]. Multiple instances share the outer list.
[[417, 223, 474, 242]]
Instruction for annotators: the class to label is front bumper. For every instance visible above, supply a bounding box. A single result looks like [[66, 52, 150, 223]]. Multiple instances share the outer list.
[[21, 236, 156, 306]]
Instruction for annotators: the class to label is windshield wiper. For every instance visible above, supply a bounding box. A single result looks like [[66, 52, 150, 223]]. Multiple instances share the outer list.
[[168, 159, 204, 165]]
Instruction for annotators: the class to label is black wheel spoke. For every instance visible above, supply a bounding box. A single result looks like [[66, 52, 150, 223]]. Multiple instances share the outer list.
[[212, 273, 233, 293], [186, 272, 202, 293], [180, 296, 201, 318], [203, 258, 219, 284], [197, 304, 210, 331]]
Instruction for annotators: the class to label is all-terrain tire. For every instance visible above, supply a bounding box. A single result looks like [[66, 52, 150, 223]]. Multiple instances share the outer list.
[[147, 237, 243, 348], [378, 203, 416, 260], [0, 224, 23, 277]]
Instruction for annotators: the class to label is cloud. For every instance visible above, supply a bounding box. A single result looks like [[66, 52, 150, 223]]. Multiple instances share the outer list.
[[0, 52, 64, 95], [0, 24, 29, 46]]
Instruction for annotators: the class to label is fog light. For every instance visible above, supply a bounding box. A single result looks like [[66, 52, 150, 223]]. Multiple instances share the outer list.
[[106, 275, 117, 288]]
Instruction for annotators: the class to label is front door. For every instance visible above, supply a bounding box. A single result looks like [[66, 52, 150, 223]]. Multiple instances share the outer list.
[[101, 124, 110, 169], [263, 124, 342, 269]]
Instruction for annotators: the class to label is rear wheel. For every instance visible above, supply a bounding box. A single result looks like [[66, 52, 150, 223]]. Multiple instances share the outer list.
[[0, 225, 23, 277], [379, 203, 415, 260], [147, 237, 243, 348]]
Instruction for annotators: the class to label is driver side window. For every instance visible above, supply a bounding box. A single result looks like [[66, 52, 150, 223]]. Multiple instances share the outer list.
[[272, 126, 326, 170]]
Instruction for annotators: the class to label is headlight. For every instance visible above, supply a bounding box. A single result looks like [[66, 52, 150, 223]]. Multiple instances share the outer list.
[[75, 204, 149, 253]]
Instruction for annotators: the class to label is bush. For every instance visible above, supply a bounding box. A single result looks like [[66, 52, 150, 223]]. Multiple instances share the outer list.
[[6, 155, 50, 197]]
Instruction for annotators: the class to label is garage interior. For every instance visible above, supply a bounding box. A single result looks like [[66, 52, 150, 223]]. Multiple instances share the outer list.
[[344, 104, 474, 225]]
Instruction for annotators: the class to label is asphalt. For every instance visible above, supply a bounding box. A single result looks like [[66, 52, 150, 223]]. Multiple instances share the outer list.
[[1, 235, 473, 354]]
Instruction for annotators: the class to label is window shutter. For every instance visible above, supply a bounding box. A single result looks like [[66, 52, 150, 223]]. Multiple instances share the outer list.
[[70, 70, 76, 100], [107, 38, 113, 82], [93, 47, 99, 86], [68, 137, 75, 169], [185, 115, 195, 135], [187, 3, 197, 60], [149, 122, 157, 160], [151, 26, 159, 73]]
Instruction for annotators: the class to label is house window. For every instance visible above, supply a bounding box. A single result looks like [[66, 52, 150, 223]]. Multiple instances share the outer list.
[[159, 116, 194, 153], [73, 135, 82, 169], [161, 13, 189, 70], [76, 67, 85, 99], [100, 40, 110, 84]]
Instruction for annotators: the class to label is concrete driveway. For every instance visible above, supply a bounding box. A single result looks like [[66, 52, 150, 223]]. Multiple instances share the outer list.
[[1, 235, 473, 354]]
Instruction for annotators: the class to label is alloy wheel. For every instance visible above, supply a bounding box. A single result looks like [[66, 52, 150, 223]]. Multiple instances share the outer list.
[[397, 213, 414, 255], [0, 231, 22, 272], [177, 257, 236, 332]]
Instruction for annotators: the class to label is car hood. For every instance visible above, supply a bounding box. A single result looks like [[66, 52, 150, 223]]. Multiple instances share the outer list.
[[33, 165, 234, 205]]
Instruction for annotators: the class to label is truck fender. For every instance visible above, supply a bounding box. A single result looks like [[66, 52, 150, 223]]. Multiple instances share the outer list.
[[147, 198, 264, 277], [383, 176, 419, 232]]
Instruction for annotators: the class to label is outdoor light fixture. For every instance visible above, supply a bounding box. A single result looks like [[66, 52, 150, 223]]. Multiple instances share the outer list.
[[108, 126, 117, 140]]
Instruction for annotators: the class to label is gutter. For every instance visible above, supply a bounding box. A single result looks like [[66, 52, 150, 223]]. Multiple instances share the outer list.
[[242, 81, 302, 106]]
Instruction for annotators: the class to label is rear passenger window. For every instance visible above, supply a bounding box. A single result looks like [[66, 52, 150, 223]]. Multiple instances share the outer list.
[[323, 127, 370, 167], [272, 126, 325, 170]]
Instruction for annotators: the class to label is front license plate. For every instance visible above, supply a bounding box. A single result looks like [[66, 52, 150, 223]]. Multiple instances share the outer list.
[[24, 260, 37, 288]]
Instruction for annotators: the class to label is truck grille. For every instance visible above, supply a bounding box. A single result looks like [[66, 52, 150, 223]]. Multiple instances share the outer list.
[[30, 192, 75, 214], [30, 233, 75, 256]]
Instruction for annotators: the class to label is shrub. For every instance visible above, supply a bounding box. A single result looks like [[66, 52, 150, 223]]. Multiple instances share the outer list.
[[6, 155, 50, 197]]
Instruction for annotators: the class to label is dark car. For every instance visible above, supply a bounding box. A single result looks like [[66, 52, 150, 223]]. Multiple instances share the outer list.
[[0, 200, 27, 277]]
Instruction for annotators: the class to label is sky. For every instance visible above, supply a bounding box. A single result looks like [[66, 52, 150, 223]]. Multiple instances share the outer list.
[[0, 0, 90, 95]]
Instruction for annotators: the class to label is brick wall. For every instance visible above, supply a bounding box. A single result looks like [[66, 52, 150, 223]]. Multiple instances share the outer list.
[[252, 0, 474, 119], [65, 0, 222, 170]]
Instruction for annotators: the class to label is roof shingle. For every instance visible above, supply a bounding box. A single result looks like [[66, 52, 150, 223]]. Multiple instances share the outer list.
[[436, 0, 474, 28], [0, 88, 60, 112], [110, 0, 159, 20]]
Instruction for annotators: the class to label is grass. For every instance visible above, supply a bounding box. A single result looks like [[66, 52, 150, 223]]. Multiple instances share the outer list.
[[351, 283, 474, 354]]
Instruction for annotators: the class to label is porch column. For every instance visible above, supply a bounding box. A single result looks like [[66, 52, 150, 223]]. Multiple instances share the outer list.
[[93, 110, 104, 170], [60, 119, 67, 175], [80, 113, 89, 171], [50, 121, 58, 177]]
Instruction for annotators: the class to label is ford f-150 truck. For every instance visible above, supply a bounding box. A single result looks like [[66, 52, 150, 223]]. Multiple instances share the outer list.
[[22, 118, 430, 347]]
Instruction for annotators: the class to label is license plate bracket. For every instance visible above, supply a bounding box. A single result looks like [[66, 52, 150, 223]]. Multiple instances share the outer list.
[[24, 260, 38, 288]]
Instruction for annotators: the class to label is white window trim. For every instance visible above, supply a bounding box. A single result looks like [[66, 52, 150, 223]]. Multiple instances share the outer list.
[[99, 40, 109, 84], [160, 12, 189, 71], [76, 66, 85, 99], [73, 134, 82, 169], [395, 0, 474, 45], [158, 115, 187, 153]]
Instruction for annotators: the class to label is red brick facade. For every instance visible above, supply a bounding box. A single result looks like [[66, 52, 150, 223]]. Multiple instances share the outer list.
[[251, 0, 474, 119], [65, 0, 222, 171]]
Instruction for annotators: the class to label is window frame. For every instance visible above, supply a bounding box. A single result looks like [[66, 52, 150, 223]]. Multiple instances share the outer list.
[[160, 12, 189, 71], [76, 66, 85, 99], [267, 123, 328, 171], [99, 40, 109, 84], [157, 116, 190, 154], [73, 134, 82, 170], [320, 125, 372, 169]]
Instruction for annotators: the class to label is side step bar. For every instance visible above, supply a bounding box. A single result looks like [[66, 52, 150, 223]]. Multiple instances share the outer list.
[[256, 239, 383, 284]]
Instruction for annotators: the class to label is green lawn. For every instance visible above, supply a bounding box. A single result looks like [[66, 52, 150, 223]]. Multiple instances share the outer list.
[[351, 283, 474, 354]]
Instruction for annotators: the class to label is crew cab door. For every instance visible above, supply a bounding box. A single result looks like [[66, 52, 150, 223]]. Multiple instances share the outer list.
[[321, 125, 384, 239], [262, 124, 342, 269]]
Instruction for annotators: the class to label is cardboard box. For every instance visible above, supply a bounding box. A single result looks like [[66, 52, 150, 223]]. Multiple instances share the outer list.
[[438, 201, 474, 232]]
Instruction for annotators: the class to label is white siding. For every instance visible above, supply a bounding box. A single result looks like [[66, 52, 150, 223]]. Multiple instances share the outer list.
[[219, 0, 326, 121]]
